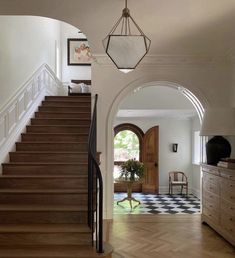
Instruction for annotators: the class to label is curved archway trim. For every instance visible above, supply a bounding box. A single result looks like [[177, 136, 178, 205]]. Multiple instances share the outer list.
[[105, 79, 206, 219]]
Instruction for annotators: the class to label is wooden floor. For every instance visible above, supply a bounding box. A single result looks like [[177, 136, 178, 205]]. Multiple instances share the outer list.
[[107, 215, 235, 258]]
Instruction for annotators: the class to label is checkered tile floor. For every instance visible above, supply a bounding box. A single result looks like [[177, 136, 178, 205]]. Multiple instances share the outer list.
[[114, 193, 201, 214]]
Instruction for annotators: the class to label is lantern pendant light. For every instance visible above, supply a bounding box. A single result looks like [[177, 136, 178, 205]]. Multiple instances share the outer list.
[[103, 0, 151, 73]]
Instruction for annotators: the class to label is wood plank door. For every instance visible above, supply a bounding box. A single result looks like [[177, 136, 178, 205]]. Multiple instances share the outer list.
[[142, 126, 159, 193]]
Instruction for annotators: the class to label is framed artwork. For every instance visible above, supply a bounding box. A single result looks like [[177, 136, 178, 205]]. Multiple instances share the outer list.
[[67, 38, 92, 66]]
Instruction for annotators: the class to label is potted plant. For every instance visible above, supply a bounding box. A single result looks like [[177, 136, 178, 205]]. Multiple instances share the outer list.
[[117, 159, 145, 208], [119, 159, 145, 182]]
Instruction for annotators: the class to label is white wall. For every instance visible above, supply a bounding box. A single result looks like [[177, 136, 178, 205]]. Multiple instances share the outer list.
[[191, 116, 201, 198], [60, 22, 91, 83], [114, 118, 192, 193], [119, 85, 195, 110], [0, 16, 61, 110]]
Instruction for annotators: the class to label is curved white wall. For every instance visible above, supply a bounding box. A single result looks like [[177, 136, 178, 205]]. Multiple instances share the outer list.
[[0, 16, 61, 110]]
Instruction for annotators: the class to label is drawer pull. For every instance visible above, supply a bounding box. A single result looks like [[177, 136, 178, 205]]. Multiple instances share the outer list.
[[230, 185, 233, 187], [230, 218, 233, 221]]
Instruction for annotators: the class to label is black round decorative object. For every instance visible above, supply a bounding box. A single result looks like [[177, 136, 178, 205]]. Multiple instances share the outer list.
[[206, 136, 231, 165]]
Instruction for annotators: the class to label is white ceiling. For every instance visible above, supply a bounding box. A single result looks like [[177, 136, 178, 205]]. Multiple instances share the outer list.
[[1, 0, 235, 57], [116, 85, 197, 119], [82, 0, 235, 56]]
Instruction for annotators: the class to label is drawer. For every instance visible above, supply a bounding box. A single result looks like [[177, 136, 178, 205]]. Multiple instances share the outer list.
[[202, 166, 219, 176], [220, 171, 235, 181], [221, 212, 235, 238], [221, 190, 235, 204], [221, 178, 235, 203], [221, 201, 235, 216], [221, 178, 235, 192], [203, 198, 220, 211], [203, 207, 220, 224], [203, 190, 220, 206], [203, 180, 220, 195], [203, 172, 220, 187]]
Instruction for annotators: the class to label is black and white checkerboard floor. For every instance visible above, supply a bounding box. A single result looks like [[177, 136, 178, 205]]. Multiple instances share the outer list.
[[114, 193, 201, 214]]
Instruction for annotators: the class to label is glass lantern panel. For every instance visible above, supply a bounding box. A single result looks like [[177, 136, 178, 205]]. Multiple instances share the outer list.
[[106, 35, 148, 69]]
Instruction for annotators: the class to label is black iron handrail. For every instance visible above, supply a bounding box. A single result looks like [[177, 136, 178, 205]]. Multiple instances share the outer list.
[[88, 94, 103, 253]]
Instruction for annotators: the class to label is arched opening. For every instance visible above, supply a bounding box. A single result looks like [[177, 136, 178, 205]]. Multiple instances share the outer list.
[[114, 123, 144, 192], [106, 80, 206, 218], [114, 123, 144, 161]]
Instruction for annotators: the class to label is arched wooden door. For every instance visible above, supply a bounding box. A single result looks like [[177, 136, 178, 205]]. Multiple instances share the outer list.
[[142, 126, 159, 193]]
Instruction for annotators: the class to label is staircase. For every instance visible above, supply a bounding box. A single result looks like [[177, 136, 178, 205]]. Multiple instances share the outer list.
[[0, 95, 112, 257]]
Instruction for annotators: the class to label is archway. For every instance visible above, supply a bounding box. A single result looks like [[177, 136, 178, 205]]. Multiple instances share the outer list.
[[106, 80, 207, 218]]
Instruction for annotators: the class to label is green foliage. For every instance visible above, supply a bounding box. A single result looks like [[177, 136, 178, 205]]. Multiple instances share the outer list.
[[119, 159, 145, 182], [114, 130, 139, 161]]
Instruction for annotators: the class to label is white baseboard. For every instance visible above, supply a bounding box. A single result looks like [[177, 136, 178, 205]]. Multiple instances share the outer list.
[[159, 186, 193, 195], [159, 186, 169, 194], [191, 188, 201, 199]]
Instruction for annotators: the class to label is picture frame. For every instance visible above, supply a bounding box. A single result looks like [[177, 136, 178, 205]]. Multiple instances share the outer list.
[[67, 38, 92, 66]]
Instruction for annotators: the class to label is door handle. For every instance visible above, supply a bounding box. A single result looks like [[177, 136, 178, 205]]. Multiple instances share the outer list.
[[154, 162, 158, 167]]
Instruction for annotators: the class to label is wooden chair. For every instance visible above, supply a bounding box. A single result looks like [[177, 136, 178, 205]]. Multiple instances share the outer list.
[[169, 171, 188, 195]]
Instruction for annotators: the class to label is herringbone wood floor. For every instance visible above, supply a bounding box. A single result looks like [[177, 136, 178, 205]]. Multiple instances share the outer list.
[[107, 215, 235, 258]]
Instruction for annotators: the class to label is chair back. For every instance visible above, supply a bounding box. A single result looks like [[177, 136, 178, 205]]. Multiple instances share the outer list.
[[169, 171, 187, 182]]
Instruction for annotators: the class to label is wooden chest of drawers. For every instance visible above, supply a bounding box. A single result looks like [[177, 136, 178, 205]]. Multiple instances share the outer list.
[[202, 164, 235, 246]]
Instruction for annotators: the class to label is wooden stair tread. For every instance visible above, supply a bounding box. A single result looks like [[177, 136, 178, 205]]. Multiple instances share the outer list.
[[10, 151, 88, 154], [0, 189, 87, 194], [0, 175, 87, 178], [0, 243, 112, 257], [27, 125, 89, 128], [40, 105, 91, 108], [16, 142, 87, 144], [16, 141, 87, 144], [2, 162, 87, 165], [21, 133, 88, 135], [0, 205, 88, 211], [36, 111, 91, 114], [42, 99, 91, 102], [32, 118, 91, 120], [45, 95, 91, 98], [42, 100, 91, 103], [0, 224, 91, 233]]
